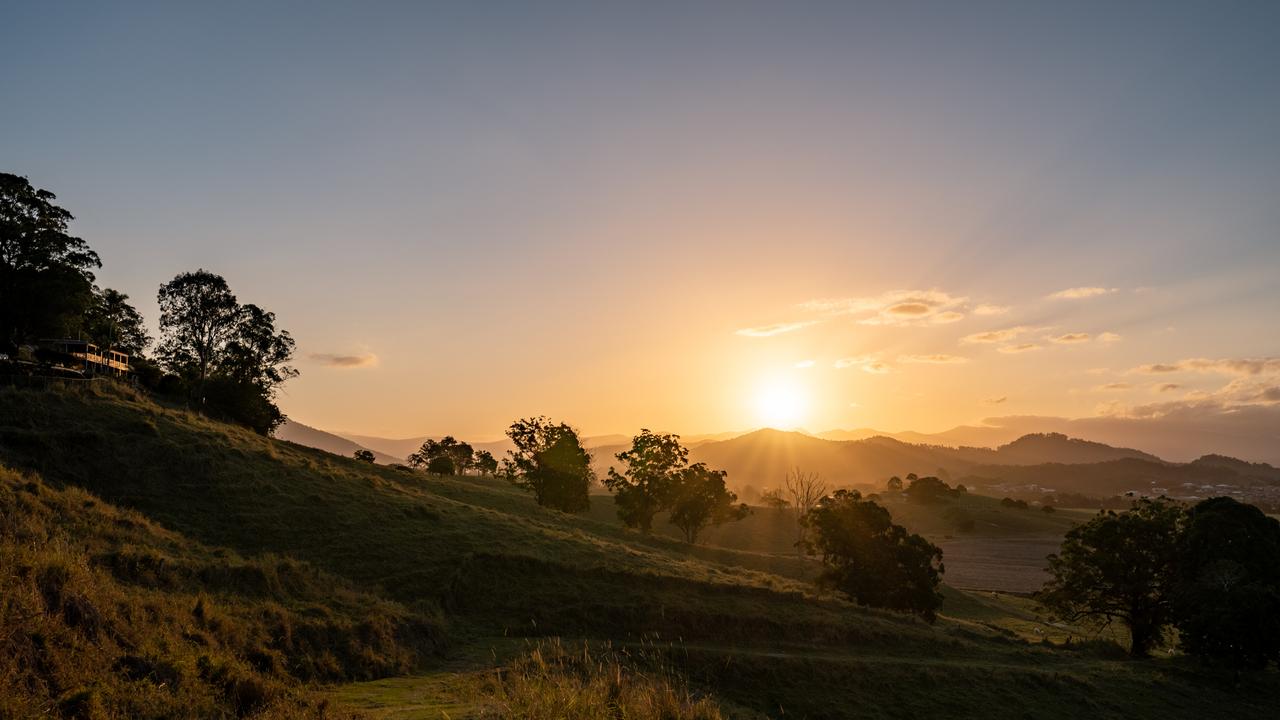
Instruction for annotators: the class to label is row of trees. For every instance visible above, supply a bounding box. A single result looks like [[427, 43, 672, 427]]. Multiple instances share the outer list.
[[1, 173, 299, 434], [405, 436, 498, 476], [1040, 496, 1280, 667]]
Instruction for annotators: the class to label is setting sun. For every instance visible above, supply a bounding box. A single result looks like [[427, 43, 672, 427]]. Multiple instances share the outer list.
[[754, 376, 809, 429]]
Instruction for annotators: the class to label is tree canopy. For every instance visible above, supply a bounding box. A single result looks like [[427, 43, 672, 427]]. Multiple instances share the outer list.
[[1173, 497, 1280, 669], [606, 429, 688, 533], [800, 489, 944, 621], [667, 463, 749, 544], [0, 173, 101, 349], [505, 417, 593, 513], [1038, 497, 1185, 657]]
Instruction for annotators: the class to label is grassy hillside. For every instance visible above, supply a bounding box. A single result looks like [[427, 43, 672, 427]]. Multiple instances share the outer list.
[[0, 463, 440, 719], [3, 383, 1278, 719]]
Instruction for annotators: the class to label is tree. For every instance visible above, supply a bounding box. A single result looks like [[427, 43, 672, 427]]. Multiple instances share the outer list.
[[759, 489, 791, 511], [156, 270, 240, 385], [0, 173, 101, 349], [886, 476, 903, 492], [1038, 498, 1185, 657], [1172, 497, 1280, 669], [473, 450, 499, 476], [83, 287, 150, 357], [505, 416, 593, 512], [905, 476, 953, 504], [426, 455, 456, 476], [221, 304, 297, 390], [800, 489, 945, 621], [606, 430, 688, 533], [785, 467, 827, 546], [408, 436, 474, 474], [668, 463, 750, 544], [353, 449, 376, 463]]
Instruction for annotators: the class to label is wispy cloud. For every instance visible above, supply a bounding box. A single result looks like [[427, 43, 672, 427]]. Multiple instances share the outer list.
[[1049, 286, 1116, 300], [1132, 357, 1280, 377], [962, 326, 1028, 344], [794, 359, 815, 369], [973, 304, 1010, 316], [986, 396, 1008, 404], [897, 353, 969, 364], [735, 321, 817, 337], [310, 352, 378, 368], [1049, 332, 1091, 344], [1097, 332, 1122, 343], [1095, 382, 1132, 391], [801, 289, 969, 327], [1157, 383, 1182, 393], [833, 355, 891, 373], [998, 343, 1042, 354]]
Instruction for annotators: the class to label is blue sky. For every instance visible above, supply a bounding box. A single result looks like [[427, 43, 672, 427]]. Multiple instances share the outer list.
[[3, 1, 1278, 440]]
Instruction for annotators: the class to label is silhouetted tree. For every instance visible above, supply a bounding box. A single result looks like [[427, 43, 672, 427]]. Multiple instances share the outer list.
[[408, 436, 474, 474], [759, 489, 790, 511], [84, 287, 150, 357], [1038, 498, 1185, 657], [668, 463, 749, 544], [905, 476, 953, 504], [156, 270, 240, 386], [474, 450, 499, 476], [1173, 497, 1280, 669], [606, 430, 687, 533], [800, 489, 944, 621], [426, 455, 455, 476], [505, 416, 593, 512], [886, 476, 903, 492], [353, 449, 376, 463], [785, 467, 828, 546], [0, 173, 101, 349]]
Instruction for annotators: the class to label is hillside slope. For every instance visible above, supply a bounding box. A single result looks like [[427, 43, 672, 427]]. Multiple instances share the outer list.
[[4, 383, 1278, 719]]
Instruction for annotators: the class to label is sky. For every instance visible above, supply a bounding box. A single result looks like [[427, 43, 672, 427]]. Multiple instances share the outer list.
[[3, 1, 1279, 442]]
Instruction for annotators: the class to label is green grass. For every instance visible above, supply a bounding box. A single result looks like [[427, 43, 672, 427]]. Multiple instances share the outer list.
[[2, 382, 1277, 719]]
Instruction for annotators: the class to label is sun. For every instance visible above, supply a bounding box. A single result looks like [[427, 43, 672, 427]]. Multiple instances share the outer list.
[[754, 377, 809, 429]]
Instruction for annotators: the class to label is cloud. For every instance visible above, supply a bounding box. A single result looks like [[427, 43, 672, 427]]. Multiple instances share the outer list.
[[1157, 383, 1182, 393], [735, 321, 817, 337], [1049, 286, 1116, 300], [1049, 332, 1091, 344], [1095, 382, 1132, 391], [310, 353, 378, 368], [1132, 357, 1280, 377], [801, 289, 968, 326], [794, 359, 815, 369], [973, 304, 1010, 316], [998, 343, 1042, 354], [897, 353, 969, 364], [1097, 332, 1122, 343], [834, 355, 891, 373], [986, 396, 1008, 404], [962, 326, 1028, 344]]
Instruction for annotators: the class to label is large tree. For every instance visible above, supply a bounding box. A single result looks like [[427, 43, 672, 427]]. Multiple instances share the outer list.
[[800, 489, 945, 621], [668, 463, 749, 544], [156, 270, 241, 384], [606, 430, 688, 533], [1038, 497, 1185, 657], [0, 173, 101, 348], [83, 287, 151, 357], [505, 417, 593, 512], [1172, 497, 1280, 669], [408, 436, 474, 475]]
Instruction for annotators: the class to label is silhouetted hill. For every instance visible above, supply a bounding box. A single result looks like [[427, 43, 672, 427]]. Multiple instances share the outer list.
[[275, 419, 399, 463], [992, 432, 1161, 464], [684, 428, 1162, 491]]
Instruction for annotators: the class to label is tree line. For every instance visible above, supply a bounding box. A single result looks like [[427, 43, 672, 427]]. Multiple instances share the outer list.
[[1, 173, 298, 433]]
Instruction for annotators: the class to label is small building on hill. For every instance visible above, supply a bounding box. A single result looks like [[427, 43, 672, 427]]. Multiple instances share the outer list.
[[37, 339, 131, 377]]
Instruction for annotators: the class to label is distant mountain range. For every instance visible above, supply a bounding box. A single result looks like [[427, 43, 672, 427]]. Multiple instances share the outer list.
[[278, 419, 1280, 503]]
